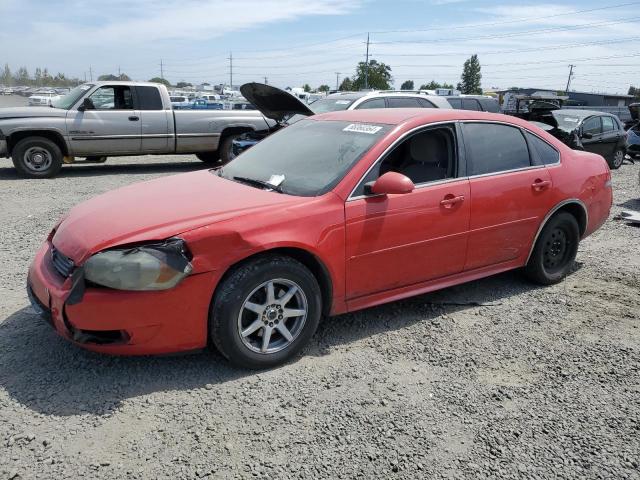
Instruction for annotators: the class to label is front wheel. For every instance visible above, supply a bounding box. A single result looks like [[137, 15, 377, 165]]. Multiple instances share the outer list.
[[219, 134, 244, 165], [12, 136, 63, 178], [524, 212, 580, 285], [196, 152, 219, 164], [608, 148, 625, 169], [210, 256, 322, 369]]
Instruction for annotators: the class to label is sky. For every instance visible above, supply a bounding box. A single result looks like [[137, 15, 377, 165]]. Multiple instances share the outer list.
[[1, 0, 639, 93]]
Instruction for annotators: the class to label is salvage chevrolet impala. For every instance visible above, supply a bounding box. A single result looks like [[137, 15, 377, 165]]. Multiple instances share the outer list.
[[27, 109, 612, 368]]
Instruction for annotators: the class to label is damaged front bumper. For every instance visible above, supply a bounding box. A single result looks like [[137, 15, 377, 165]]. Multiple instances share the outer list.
[[27, 241, 219, 355]]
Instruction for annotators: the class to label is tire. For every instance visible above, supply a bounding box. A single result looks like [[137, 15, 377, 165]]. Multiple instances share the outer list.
[[524, 212, 580, 285], [196, 152, 219, 164], [607, 148, 625, 169], [210, 255, 322, 369], [11, 136, 63, 178], [219, 133, 244, 165]]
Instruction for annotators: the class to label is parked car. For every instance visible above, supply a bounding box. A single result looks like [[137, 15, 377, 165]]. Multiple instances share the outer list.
[[169, 95, 191, 109], [445, 95, 500, 113], [189, 98, 224, 110], [28, 91, 60, 106], [230, 83, 452, 158], [532, 109, 627, 169], [0, 81, 274, 177], [27, 108, 612, 368], [626, 125, 640, 160], [2, 88, 14, 95]]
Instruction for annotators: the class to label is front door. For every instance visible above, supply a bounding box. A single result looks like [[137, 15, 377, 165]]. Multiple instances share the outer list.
[[67, 85, 141, 156], [345, 125, 470, 299], [579, 116, 607, 157], [460, 122, 555, 270]]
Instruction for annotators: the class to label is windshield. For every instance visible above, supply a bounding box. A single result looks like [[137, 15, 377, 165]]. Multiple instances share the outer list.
[[51, 84, 94, 109], [551, 112, 582, 131], [218, 119, 389, 196], [309, 97, 356, 114]]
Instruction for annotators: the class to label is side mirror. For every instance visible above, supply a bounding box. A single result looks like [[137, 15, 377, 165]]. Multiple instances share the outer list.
[[364, 171, 414, 196], [78, 97, 95, 112], [581, 131, 593, 139]]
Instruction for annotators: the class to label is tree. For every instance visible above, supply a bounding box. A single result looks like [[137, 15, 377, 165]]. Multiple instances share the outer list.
[[459, 54, 482, 95], [2, 64, 11, 86], [149, 77, 171, 87], [339, 77, 354, 91], [14, 66, 29, 85], [176, 81, 192, 88], [352, 59, 392, 90], [302, 83, 311, 93], [628, 86, 640, 98], [419, 80, 454, 90], [317, 84, 330, 92], [400, 80, 414, 90]]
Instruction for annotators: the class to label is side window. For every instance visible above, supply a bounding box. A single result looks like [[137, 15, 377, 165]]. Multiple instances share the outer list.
[[462, 98, 481, 111], [601, 116, 615, 132], [136, 86, 164, 110], [353, 125, 457, 196], [416, 98, 435, 108], [479, 98, 500, 113], [88, 86, 133, 110], [582, 116, 602, 135], [447, 98, 462, 109], [356, 98, 386, 109], [387, 97, 420, 108], [525, 131, 560, 165], [462, 123, 531, 175]]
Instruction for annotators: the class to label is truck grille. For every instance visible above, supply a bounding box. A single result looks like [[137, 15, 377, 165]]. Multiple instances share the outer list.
[[51, 246, 75, 278]]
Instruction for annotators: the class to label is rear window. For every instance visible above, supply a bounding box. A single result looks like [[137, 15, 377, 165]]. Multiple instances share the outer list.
[[136, 86, 164, 110], [463, 123, 531, 175], [525, 132, 560, 165]]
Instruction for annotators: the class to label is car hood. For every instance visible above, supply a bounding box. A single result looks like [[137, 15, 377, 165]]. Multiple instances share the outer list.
[[52, 170, 300, 263], [240, 83, 314, 124], [0, 106, 67, 120]]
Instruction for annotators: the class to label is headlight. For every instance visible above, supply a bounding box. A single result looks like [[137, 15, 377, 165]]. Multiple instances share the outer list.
[[84, 238, 192, 291]]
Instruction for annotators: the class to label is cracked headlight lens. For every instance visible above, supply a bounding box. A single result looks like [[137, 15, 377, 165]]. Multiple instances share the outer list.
[[84, 239, 192, 291]]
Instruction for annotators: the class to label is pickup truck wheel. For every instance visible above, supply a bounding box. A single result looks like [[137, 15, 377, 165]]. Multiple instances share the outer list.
[[219, 134, 244, 165], [12, 137, 63, 178], [196, 152, 219, 164]]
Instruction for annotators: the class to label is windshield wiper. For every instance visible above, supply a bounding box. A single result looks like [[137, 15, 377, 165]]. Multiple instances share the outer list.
[[233, 176, 284, 193]]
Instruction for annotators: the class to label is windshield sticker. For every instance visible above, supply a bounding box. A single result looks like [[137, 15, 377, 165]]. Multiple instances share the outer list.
[[563, 117, 579, 123], [343, 123, 383, 134], [268, 174, 285, 187], [335, 100, 351, 105]]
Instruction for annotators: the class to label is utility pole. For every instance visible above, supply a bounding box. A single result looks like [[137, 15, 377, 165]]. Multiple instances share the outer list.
[[160, 59, 164, 80], [84, 72, 87, 82], [264, 76, 268, 85], [118, 65, 121, 77], [228, 52, 233, 89], [565, 64, 575, 94], [364, 32, 370, 89], [335, 72, 341, 91], [89, 65, 93, 82]]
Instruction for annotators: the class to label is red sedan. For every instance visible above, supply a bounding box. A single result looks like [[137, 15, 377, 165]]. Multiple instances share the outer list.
[[27, 109, 612, 368]]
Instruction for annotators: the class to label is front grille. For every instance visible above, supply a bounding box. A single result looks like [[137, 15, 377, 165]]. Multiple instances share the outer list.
[[51, 246, 75, 278]]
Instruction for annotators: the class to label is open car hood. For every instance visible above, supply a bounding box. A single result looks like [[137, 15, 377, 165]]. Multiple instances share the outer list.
[[630, 103, 639, 121], [240, 83, 314, 123]]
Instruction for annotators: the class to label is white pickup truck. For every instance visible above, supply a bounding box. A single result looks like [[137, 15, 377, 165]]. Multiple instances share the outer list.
[[0, 81, 273, 178]]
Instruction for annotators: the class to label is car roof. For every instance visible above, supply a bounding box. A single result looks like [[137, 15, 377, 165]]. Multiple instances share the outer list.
[[90, 81, 165, 88], [557, 109, 615, 118], [312, 107, 533, 126]]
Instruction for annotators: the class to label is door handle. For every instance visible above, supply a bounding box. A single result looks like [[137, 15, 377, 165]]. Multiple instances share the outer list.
[[440, 194, 465, 208], [531, 179, 551, 191], [128, 116, 139, 121]]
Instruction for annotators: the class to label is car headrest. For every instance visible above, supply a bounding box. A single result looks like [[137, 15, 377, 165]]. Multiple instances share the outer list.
[[409, 133, 445, 164]]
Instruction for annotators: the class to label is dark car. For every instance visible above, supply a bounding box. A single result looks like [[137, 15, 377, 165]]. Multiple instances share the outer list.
[[533, 110, 627, 169], [445, 95, 500, 113]]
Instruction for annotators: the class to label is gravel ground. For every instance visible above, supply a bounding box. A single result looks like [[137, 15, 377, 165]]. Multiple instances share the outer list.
[[0, 126, 639, 479]]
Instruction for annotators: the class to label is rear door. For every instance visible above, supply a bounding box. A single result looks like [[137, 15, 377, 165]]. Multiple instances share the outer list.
[[136, 86, 173, 153], [600, 115, 622, 158], [462, 122, 555, 270], [67, 85, 141, 155]]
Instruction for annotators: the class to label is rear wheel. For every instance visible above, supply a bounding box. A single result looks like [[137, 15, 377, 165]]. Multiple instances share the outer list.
[[11, 136, 63, 178], [524, 212, 580, 285], [608, 148, 625, 169], [219, 133, 244, 165], [196, 152, 219, 164], [210, 255, 322, 369]]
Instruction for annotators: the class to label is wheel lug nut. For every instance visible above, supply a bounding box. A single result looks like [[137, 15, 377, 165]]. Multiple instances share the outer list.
[[278, 315, 283, 319]]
